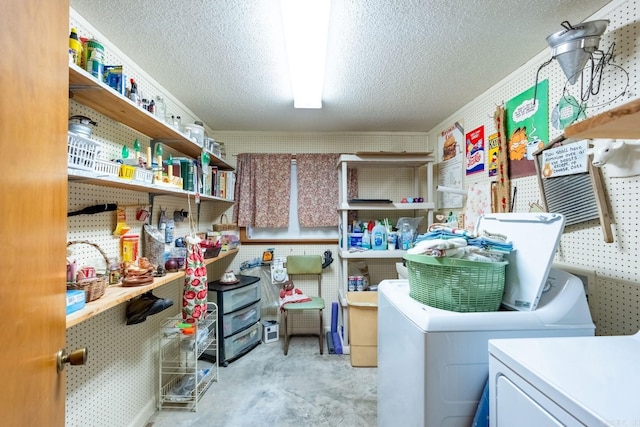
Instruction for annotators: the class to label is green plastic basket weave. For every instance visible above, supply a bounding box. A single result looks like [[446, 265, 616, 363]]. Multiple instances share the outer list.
[[404, 253, 508, 312]]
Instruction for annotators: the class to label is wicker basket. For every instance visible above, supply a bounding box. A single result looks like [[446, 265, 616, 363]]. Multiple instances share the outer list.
[[66, 240, 110, 302], [404, 253, 507, 312], [212, 214, 237, 232]]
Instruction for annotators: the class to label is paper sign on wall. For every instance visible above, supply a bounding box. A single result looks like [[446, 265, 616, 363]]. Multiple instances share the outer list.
[[487, 132, 499, 177], [465, 125, 485, 175], [540, 140, 589, 178]]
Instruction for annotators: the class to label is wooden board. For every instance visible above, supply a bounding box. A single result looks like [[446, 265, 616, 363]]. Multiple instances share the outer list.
[[564, 98, 640, 140]]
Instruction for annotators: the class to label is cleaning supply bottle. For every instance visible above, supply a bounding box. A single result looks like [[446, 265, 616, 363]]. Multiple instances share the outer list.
[[372, 221, 387, 250], [361, 222, 371, 250], [69, 28, 82, 66], [401, 223, 413, 250]]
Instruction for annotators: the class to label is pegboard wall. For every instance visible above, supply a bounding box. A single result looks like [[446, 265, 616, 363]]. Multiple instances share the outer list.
[[425, 0, 640, 335], [67, 1, 640, 426], [66, 9, 232, 427]]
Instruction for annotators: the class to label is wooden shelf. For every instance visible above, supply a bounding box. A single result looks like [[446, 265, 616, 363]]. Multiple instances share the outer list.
[[66, 248, 238, 329], [564, 98, 640, 140], [67, 168, 234, 202], [69, 64, 233, 170]]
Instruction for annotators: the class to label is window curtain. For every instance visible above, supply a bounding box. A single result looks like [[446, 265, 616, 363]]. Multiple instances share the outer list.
[[233, 153, 292, 228], [296, 153, 358, 227]]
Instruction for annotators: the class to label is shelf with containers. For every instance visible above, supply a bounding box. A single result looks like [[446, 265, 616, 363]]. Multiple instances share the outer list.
[[336, 152, 435, 354], [65, 249, 238, 329], [158, 302, 218, 412], [66, 64, 237, 328], [69, 64, 232, 168]]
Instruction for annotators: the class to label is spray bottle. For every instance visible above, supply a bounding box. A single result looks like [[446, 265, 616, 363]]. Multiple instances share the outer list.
[[361, 222, 371, 250]]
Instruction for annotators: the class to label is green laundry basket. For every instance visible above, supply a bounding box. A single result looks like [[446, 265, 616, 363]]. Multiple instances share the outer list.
[[404, 253, 507, 312]]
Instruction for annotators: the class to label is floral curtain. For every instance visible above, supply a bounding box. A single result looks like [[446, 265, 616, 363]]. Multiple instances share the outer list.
[[296, 154, 348, 227], [233, 153, 292, 228]]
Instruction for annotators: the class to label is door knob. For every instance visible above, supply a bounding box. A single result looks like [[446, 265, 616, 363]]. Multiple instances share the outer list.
[[56, 348, 88, 373]]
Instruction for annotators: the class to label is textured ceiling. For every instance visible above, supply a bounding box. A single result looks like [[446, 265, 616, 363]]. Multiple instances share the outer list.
[[70, 0, 612, 132]]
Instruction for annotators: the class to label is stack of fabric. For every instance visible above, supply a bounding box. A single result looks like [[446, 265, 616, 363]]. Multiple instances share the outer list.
[[409, 225, 513, 262]]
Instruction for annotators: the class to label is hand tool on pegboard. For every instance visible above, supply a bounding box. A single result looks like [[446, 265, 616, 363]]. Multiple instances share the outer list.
[[492, 105, 511, 212]]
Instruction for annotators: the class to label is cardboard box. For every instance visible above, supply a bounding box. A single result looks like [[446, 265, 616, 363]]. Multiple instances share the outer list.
[[346, 291, 378, 367]]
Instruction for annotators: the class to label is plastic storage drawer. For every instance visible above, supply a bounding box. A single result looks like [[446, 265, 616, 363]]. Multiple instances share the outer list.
[[215, 281, 260, 314], [223, 322, 260, 360], [222, 300, 260, 338]]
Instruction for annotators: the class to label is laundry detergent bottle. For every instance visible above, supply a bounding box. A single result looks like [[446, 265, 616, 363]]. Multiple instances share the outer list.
[[372, 221, 387, 250]]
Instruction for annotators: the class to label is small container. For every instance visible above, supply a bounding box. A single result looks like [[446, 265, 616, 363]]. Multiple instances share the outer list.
[[356, 276, 364, 291], [348, 276, 357, 292], [108, 258, 121, 285], [387, 231, 397, 250], [121, 235, 139, 263]]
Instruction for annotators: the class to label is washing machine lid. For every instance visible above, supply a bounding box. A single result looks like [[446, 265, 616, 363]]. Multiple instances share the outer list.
[[476, 213, 565, 311]]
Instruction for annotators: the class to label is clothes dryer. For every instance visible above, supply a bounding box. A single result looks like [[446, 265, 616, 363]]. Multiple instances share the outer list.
[[488, 332, 640, 426]]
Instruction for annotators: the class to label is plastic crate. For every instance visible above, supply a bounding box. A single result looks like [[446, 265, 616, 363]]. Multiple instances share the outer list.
[[404, 253, 507, 312], [119, 164, 135, 180], [67, 132, 99, 171], [93, 159, 120, 177], [133, 167, 153, 185]]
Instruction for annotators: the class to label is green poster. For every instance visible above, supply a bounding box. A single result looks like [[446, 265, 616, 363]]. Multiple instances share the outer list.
[[505, 80, 549, 178]]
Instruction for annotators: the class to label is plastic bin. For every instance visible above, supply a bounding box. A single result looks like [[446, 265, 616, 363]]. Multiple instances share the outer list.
[[346, 291, 378, 367]]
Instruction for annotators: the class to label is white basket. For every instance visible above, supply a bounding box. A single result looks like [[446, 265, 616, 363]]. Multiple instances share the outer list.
[[93, 159, 120, 177], [67, 132, 99, 171], [134, 167, 154, 185]]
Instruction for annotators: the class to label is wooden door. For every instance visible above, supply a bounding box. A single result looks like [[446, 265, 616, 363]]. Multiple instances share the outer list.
[[0, 0, 69, 425]]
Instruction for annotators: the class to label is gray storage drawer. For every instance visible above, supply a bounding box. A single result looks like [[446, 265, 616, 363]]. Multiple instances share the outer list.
[[223, 321, 260, 360], [212, 281, 260, 314], [222, 300, 260, 337]]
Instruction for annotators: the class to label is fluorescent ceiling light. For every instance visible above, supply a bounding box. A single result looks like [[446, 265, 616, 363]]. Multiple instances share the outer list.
[[280, 0, 331, 109]]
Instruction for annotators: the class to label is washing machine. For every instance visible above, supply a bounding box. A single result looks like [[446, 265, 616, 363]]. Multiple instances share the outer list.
[[488, 332, 640, 426], [377, 213, 595, 427]]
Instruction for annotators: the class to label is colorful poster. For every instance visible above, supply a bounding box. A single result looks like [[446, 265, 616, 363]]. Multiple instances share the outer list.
[[487, 132, 499, 177], [465, 125, 485, 175], [505, 80, 549, 178], [437, 122, 464, 209]]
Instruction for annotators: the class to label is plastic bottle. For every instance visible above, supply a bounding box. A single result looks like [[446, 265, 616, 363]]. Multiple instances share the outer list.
[[87, 48, 103, 81], [155, 95, 167, 122], [361, 222, 371, 249], [372, 221, 387, 250], [165, 218, 174, 244], [401, 223, 413, 250], [129, 78, 141, 106], [69, 28, 82, 66]]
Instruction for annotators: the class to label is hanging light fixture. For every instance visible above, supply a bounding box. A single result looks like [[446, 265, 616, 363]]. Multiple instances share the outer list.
[[280, 0, 331, 109]]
